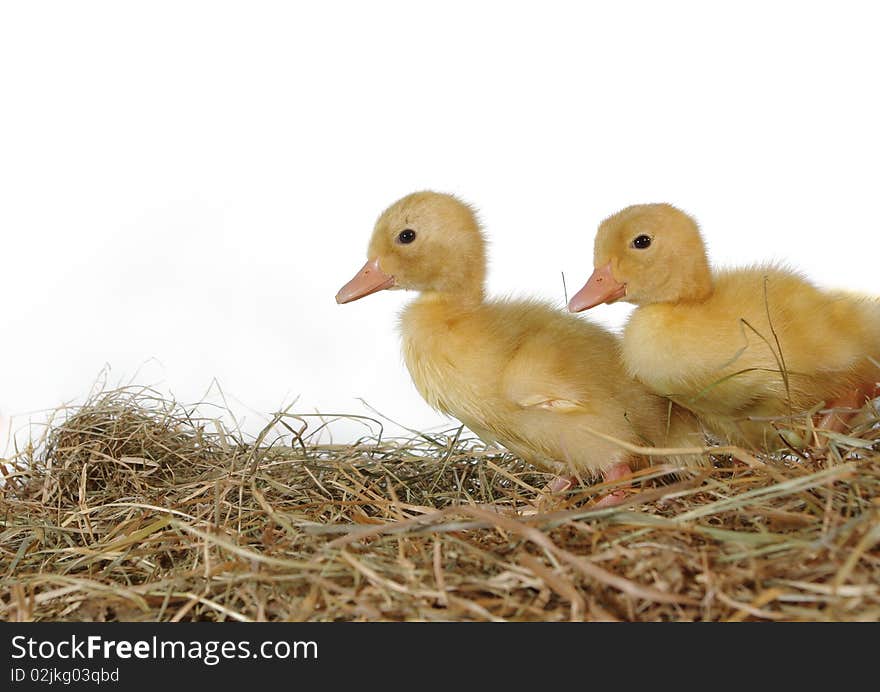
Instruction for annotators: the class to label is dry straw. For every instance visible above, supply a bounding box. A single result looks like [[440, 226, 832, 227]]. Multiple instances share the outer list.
[[1, 385, 878, 621]]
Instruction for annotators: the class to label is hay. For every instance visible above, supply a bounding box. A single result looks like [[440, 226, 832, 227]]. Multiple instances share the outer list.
[[1, 386, 878, 622]]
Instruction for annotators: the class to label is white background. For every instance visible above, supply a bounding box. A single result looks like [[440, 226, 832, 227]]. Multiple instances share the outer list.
[[2, 1, 878, 450]]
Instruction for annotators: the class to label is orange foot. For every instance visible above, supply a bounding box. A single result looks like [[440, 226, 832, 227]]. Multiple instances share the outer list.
[[547, 462, 633, 507], [547, 474, 578, 493], [817, 382, 880, 433], [591, 461, 632, 508]]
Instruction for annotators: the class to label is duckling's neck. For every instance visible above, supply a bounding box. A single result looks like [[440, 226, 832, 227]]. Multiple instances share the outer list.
[[648, 260, 714, 305], [672, 273, 714, 304], [413, 286, 485, 308]]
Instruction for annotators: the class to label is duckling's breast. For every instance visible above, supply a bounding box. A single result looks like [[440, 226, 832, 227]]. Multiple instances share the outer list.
[[623, 306, 708, 394], [398, 299, 497, 426], [623, 303, 784, 417]]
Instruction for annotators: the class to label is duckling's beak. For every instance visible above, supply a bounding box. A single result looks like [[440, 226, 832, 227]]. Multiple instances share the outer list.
[[336, 257, 396, 304], [568, 262, 626, 312]]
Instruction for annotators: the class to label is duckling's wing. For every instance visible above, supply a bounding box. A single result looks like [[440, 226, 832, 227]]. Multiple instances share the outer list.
[[515, 393, 584, 411], [503, 360, 593, 414]]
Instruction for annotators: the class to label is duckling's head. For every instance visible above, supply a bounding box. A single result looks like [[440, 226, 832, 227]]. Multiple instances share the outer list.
[[336, 191, 486, 304], [568, 203, 713, 312]]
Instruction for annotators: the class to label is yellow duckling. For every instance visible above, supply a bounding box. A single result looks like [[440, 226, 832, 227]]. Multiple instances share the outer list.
[[337, 192, 703, 505], [568, 203, 880, 449]]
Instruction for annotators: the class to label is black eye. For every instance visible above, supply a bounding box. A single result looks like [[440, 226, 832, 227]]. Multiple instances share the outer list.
[[631, 234, 652, 249], [397, 229, 416, 244]]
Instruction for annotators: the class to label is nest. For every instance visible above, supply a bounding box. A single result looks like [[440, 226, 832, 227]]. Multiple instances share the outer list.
[[1, 386, 878, 621]]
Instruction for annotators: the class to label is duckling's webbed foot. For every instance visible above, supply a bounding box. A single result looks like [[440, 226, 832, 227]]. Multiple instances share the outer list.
[[547, 474, 578, 493], [817, 382, 879, 434], [591, 461, 632, 508], [545, 462, 634, 506]]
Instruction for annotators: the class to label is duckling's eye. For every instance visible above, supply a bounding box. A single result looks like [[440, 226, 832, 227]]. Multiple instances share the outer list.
[[397, 229, 417, 244], [631, 234, 652, 249]]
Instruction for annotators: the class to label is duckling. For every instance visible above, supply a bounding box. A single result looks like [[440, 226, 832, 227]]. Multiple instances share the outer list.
[[336, 192, 704, 506], [568, 203, 880, 449]]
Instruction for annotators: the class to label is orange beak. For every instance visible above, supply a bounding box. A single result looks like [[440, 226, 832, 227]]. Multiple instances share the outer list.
[[336, 257, 396, 304], [568, 262, 626, 312]]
